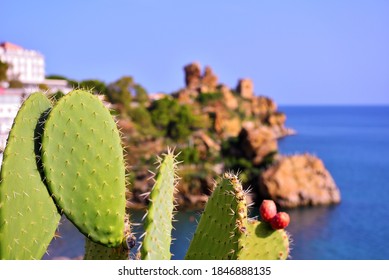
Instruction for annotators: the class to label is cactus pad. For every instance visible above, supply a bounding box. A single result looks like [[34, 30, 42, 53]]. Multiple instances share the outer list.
[[41, 90, 126, 247], [185, 172, 289, 260], [0, 93, 61, 259], [84, 215, 132, 260], [238, 220, 290, 260], [185, 173, 244, 259], [84, 238, 129, 260], [141, 151, 177, 260]]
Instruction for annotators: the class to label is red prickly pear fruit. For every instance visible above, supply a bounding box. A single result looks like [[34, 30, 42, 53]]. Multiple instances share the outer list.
[[270, 212, 290, 230], [260, 200, 277, 222]]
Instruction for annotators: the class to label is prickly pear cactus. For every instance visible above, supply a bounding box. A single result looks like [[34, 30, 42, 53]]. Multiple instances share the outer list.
[[185, 173, 289, 260], [0, 93, 61, 260], [41, 90, 126, 247], [141, 151, 177, 260], [84, 215, 133, 260]]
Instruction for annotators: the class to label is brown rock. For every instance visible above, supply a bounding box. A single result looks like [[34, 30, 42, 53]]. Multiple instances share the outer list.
[[238, 123, 278, 165], [237, 78, 254, 99], [219, 84, 238, 110], [184, 62, 201, 90], [201, 66, 218, 93], [259, 154, 341, 208], [251, 96, 277, 116], [223, 117, 241, 138], [214, 109, 241, 138], [265, 112, 293, 138], [176, 89, 193, 104], [239, 100, 253, 118], [193, 131, 220, 152], [267, 112, 286, 126]]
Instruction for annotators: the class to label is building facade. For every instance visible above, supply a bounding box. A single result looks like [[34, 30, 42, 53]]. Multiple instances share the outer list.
[[0, 42, 45, 84], [0, 42, 72, 167]]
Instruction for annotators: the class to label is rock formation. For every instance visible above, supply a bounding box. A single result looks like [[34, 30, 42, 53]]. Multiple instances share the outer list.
[[218, 84, 238, 110], [201, 66, 218, 93], [176, 89, 193, 104], [251, 96, 277, 116], [214, 109, 241, 138], [259, 154, 341, 208], [184, 63, 219, 93], [118, 62, 339, 210], [184, 62, 201, 90], [238, 122, 278, 165], [237, 78, 254, 99]]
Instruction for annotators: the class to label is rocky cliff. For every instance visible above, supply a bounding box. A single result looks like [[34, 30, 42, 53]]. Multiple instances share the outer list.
[[117, 62, 340, 209], [259, 154, 341, 208]]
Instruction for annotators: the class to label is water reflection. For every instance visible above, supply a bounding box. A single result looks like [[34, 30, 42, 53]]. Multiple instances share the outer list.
[[131, 210, 200, 260], [285, 206, 338, 259], [43, 217, 85, 260], [43, 210, 201, 260], [44, 206, 340, 260]]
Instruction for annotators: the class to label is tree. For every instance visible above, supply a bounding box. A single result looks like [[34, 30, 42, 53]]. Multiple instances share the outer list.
[[149, 97, 198, 141], [38, 83, 49, 91], [134, 84, 149, 105], [45, 74, 68, 80], [79, 79, 107, 94], [46, 74, 78, 88], [8, 80, 23, 88], [0, 61, 9, 82], [128, 106, 157, 136], [105, 76, 134, 111]]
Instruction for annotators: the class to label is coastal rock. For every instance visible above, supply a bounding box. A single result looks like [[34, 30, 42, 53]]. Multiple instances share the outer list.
[[219, 84, 238, 110], [201, 66, 218, 93], [176, 89, 194, 104], [184, 62, 201, 90], [251, 96, 277, 116], [259, 154, 341, 208], [239, 100, 254, 118], [236, 78, 254, 99], [214, 109, 241, 138], [193, 130, 220, 152], [266, 112, 286, 126], [238, 123, 278, 165], [265, 112, 296, 138]]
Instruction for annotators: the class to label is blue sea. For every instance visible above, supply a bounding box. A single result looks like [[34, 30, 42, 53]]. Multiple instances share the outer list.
[[44, 106, 389, 260]]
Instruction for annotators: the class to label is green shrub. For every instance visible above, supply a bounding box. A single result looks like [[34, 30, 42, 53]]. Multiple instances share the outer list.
[[150, 98, 198, 141], [196, 92, 223, 105]]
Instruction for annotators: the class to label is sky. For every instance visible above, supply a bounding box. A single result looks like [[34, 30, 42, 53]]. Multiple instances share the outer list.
[[1, 0, 389, 105]]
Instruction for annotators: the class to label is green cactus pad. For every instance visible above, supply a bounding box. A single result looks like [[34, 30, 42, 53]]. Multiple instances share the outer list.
[[84, 238, 129, 260], [141, 152, 177, 260], [185, 173, 289, 260], [84, 215, 132, 260], [185, 173, 244, 260], [238, 220, 290, 260], [41, 90, 126, 247], [0, 93, 61, 259]]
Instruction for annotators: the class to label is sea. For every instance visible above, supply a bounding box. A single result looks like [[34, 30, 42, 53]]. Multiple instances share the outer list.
[[44, 106, 389, 260]]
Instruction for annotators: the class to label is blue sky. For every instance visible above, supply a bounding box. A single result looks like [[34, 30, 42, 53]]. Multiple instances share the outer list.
[[1, 0, 388, 105]]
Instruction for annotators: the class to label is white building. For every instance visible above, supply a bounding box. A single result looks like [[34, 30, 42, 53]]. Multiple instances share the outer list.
[[0, 42, 72, 168], [0, 88, 24, 153], [0, 41, 72, 93], [0, 42, 45, 84]]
